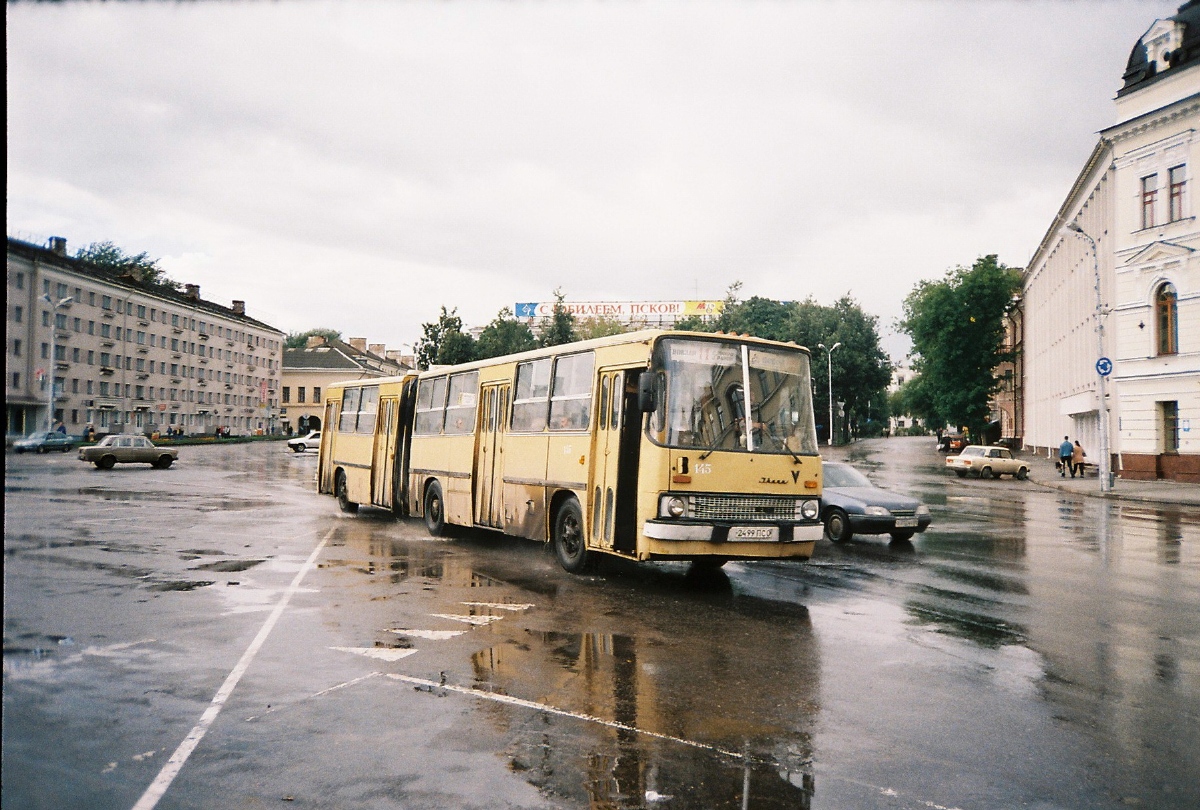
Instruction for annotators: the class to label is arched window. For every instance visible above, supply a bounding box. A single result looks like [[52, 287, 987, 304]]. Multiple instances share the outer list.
[[1156, 282, 1178, 355]]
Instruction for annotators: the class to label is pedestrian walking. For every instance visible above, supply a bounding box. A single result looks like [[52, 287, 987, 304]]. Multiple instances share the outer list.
[[1072, 440, 1086, 478], [1059, 436, 1073, 477]]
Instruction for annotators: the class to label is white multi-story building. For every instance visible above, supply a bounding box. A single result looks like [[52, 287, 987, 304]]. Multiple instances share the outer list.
[[1022, 3, 1199, 482], [6, 236, 285, 438]]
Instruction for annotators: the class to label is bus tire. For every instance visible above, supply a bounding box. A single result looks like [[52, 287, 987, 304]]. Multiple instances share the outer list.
[[553, 498, 590, 573], [336, 470, 358, 514], [424, 481, 446, 536]]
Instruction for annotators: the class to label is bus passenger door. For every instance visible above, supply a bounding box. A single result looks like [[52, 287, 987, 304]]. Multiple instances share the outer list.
[[474, 384, 508, 528], [372, 397, 398, 508], [319, 400, 339, 494], [592, 370, 626, 551]]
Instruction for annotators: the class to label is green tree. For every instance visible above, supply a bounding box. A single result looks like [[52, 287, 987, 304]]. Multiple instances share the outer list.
[[75, 241, 181, 291], [415, 306, 476, 369], [576, 316, 628, 341], [476, 307, 537, 360], [900, 254, 1022, 441], [539, 288, 577, 348], [285, 328, 342, 349]]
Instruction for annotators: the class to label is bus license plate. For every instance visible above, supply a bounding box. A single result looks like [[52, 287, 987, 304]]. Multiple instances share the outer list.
[[729, 526, 779, 541], [894, 517, 918, 528]]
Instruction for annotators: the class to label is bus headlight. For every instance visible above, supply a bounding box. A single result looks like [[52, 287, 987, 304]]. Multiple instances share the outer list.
[[660, 495, 688, 518], [800, 499, 819, 520]]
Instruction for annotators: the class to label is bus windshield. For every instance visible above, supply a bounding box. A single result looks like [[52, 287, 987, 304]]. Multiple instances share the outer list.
[[650, 337, 819, 455]]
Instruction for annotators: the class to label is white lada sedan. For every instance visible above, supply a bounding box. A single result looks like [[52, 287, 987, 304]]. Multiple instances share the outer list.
[[945, 445, 1029, 480]]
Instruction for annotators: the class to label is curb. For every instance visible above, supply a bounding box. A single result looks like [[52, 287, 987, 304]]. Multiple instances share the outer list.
[[1029, 475, 1200, 507]]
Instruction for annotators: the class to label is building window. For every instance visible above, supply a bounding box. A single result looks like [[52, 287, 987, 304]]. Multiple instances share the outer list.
[[1170, 165, 1187, 222], [1156, 283, 1178, 355], [15, 272, 24, 289], [11, 372, 19, 389], [1161, 401, 1180, 453], [313, 387, 321, 403], [12, 339, 21, 357], [1142, 174, 1158, 229], [282, 387, 290, 404], [298, 387, 306, 404], [12, 306, 22, 323]]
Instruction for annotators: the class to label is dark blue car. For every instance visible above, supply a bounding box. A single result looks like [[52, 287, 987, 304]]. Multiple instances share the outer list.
[[821, 461, 932, 543], [12, 431, 79, 454]]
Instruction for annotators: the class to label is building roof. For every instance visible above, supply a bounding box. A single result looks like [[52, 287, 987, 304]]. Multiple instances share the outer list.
[[7, 236, 283, 334], [1120, 1, 1200, 96], [284, 338, 407, 375]]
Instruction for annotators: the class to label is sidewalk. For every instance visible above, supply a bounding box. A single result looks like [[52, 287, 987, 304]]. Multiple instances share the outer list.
[[1024, 451, 1200, 507]]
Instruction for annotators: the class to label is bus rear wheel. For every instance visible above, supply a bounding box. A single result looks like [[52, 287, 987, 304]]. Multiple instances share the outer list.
[[336, 471, 358, 514], [424, 481, 446, 536], [553, 498, 590, 573]]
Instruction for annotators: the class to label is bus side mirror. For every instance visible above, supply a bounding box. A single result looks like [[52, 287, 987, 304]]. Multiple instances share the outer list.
[[637, 374, 657, 412]]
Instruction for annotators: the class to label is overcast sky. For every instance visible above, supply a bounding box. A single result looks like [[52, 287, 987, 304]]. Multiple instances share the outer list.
[[7, 0, 1178, 359]]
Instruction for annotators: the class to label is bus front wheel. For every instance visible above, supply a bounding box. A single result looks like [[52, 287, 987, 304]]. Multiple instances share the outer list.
[[424, 482, 447, 536], [336, 471, 358, 514], [553, 498, 590, 573]]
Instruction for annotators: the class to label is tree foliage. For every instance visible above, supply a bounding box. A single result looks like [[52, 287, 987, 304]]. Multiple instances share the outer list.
[[75, 241, 181, 291], [415, 306, 476, 369], [285, 328, 342, 349], [676, 283, 892, 444], [899, 254, 1022, 440], [576, 316, 628, 341], [539, 288, 578, 348], [476, 307, 537, 359]]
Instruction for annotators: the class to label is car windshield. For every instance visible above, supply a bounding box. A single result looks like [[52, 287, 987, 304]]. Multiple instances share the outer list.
[[27, 433, 50, 441], [97, 436, 118, 447], [823, 463, 874, 488], [648, 337, 818, 456]]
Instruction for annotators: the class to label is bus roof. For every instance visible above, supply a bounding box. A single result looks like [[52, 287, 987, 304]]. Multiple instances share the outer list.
[[414, 329, 811, 379]]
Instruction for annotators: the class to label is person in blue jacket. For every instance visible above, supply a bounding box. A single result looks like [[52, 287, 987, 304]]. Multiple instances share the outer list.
[[1059, 436, 1074, 478]]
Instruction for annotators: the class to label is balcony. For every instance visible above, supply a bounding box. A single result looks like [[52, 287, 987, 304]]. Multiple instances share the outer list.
[[137, 346, 148, 354], [199, 332, 209, 341], [102, 310, 115, 319], [101, 340, 115, 348], [137, 373, 149, 380], [199, 357, 208, 364], [99, 366, 115, 375], [55, 361, 70, 371]]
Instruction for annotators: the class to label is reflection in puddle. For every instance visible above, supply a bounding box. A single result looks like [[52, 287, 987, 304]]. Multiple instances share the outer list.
[[465, 621, 818, 808]]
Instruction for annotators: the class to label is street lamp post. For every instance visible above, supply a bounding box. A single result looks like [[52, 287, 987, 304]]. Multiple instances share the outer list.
[[817, 342, 842, 447], [1065, 222, 1112, 492], [41, 294, 74, 431]]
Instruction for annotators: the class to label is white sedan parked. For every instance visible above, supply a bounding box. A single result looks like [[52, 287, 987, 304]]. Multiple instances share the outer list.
[[945, 445, 1029, 480]]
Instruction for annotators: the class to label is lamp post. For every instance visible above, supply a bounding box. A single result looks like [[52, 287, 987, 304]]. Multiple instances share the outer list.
[[1065, 222, 1112, 492], [41, 294, 74, 431], [817, 342, 841, 446]]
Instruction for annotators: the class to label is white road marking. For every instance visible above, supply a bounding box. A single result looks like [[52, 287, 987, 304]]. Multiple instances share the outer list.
[[331, 647, 419, 662], [430, 613, 502, 625], [387, 673, 746, 760], [459, 601, 535, 611], [129, 527, 334, 810], [245, 672, 382, 721], [390, 629, 467, 640]]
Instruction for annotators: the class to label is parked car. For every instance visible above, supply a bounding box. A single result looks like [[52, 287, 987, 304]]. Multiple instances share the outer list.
[[79, 435, 178, 469], [945, 445, 1029, 479], [820, 461, 932, 543], [13, 431, 79, 454], [938, 433, 967, 452], [287, 431, 321, 453]]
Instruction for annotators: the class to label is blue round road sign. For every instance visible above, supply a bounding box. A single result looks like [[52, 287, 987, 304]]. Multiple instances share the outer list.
[[1096, 357, 1113, 377]]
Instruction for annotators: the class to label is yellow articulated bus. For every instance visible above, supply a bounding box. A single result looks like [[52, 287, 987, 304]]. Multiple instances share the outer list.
[[318, 329, 823, 572]]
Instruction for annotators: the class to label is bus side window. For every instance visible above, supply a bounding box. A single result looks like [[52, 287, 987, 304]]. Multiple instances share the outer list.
[[339, 387, 361, 432], [414, 377, 448, 435], [444, 372, 479, 435], [549, 352, 594, 431], [512, 359, 551, 432]]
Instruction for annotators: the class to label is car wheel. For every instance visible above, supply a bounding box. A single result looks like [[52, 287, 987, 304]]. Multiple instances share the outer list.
[[824, 508, 853, 543], [38, 446, 49, 454], [979, 466, 992, 480], [98, 455, 116, 470], [1016, 467, 1028, 480], [153, 455, 174, 469], [553, 497, 591, 573], [15, 448, 24, 454], [954, 469, 967, 478], [890, 530, 915, 542], [423, 481, 446, 535], [336, 470, 358, 514], [291, 444, 304, 453]]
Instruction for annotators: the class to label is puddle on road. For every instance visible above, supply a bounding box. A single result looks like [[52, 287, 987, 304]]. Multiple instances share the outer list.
[[148, 580, 216, 592], [190, 559, 265, 573]]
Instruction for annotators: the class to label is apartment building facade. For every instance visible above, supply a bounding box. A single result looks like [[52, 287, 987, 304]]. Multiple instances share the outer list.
[[6, 236, 285, 438]]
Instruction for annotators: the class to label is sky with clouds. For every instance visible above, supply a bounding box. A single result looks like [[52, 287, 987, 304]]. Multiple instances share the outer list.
[[6, 0, 1178, 359]]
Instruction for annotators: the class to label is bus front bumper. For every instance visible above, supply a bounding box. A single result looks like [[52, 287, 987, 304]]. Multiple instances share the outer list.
[[643, 521, 823, 543]]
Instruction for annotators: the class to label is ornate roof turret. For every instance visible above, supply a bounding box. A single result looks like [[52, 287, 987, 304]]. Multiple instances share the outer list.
[[1119, 1, 1200, 96]]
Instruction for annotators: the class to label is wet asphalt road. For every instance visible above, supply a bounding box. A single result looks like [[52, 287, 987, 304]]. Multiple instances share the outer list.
[[3, 437, 1198, 810]]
